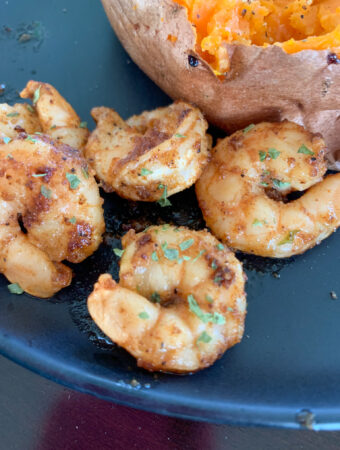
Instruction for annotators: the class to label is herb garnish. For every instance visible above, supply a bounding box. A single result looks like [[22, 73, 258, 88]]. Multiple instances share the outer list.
[[138, 311, 149, 320], [50, 124, 57, 130], [140, 168, 153, 176], [150, 292, 161, 303], [174, 133, 186, 138], [179, 238, 194, 251], [79, 121, 87, 128], [40, 185, 52, 199], [188, 294, 225, 324], [27, 105, 35, 113], [216, 243, 224, 251], [252, 218, 266, 227], [151, 251, 159, 262], [113, 248, 124, 257], [268, 148, 280, 159], [197, 331, 212, 344], [33, 85, 41, 105], [298, 144, 314, 156], [279, 230, 299, 245], [205, 294, 213, 303], [81, 166, 89, 179], [259, 151, 266, 161], [272, 179, 291, 190], [243, 124, 255, 134], [66, 172, 81, 189], [161, 242, 179, 261], [6, 153, 13, 159], [3, 137, 11, 144], [25, 135, 37, 143], [157, 184, 171, 207], [69, 216, 76, 224], [8, 283, 24, 294], [6, 112, 19, 117], [32, 173, 46, 177], [192, 249, 206, 262]]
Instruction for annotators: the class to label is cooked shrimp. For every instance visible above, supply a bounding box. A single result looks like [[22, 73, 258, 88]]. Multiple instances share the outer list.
[[88, 225, 246, 373], [0, 102, 42, 140], [0, 134, 105, 297], [20, 80, 89, 150], [85, 102, 211, 202], [196, 121, 340, 258]]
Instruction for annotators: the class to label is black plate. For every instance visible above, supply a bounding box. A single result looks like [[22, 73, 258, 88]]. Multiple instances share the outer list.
[[1, 0, 340, 430]]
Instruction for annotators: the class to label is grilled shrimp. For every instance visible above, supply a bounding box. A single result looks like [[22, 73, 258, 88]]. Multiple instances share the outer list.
[[20, 80, 89, 150], [196, 121, 340, 258], [0, 134, 105, 297], [85, 102, 211, 202], [0, 81, 88, 151], [88, 226, 246, 373]]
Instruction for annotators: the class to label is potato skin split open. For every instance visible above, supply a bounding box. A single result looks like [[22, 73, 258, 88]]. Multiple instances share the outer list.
[[101, 0, 340, 162]]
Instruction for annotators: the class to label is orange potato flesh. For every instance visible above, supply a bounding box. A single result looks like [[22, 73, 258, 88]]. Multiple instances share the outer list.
[[176, 0, 340, 72]]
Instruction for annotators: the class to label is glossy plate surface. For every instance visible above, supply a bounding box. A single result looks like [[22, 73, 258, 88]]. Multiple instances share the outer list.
[[1, 0, 340, 429]]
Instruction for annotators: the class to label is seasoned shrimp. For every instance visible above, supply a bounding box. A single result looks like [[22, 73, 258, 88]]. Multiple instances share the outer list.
[[88, 226, 246, 373], [196, 121, 340, 258], [85, 102, 211, 202], [0, 134, 105, 297], [20, 80, 89, 150]]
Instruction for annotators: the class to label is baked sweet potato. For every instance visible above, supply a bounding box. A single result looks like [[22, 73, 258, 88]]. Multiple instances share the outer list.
[[101, 0, 340, 163]]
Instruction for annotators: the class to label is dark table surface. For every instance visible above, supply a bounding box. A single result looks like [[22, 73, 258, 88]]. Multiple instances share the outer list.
[[1, 355, 340, 450]]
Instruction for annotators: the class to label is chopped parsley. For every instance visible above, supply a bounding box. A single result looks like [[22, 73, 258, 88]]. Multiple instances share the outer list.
[[182, 255, 191, 261], [27, 105, 35, 113], [214, 275, 224, 285], [192, 249, 206, 262], [6, 112, 19, 117], [33, 85, 41, 105], [66, 172, 81, 189], [216, 243, 225, 251], [188, 294, 225, 324], [227, 306, 234, 312], [6, 153, 13, 159], [69, 216, 76, 224], [279, 230, 299, 246], [8, 283, 24, 294], [50, 124, 57, 130], [151, 251, 158, 262], [25, 135, 37, 143], [81, 166, 89, 179], [179, 238, 194, 251], [174, 133, 186, 138], [32, 173, 46, 177], [140, 168, 153, 176], [211, 261, 217, 270], [243, 124, 255, 134], [150, 292, 161, 303], [298, 144, 314, 156], [260, 181, 269, 187], [196, 331, 212, 344], [259, 151, 266, 161], [205, 294, 213, 303], [162, 224, 170, 230], [113, 248, 124, 257], [268, 148, 280, 159], [3, 137, 11, 144], [138, 311, 149, 320], [40, 185, 52, 199], [252, 218, 265, 227], [157, 184, 171, 207], [162, 242, 179, 261], [79, 121, 87, 128], [272, 179, 291, 191]]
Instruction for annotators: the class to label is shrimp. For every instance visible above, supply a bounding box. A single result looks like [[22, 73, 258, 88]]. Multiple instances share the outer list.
[[20, 80, 89, 151], [0, 134, 105, 297], [87, 225, 246, 373], [85, 101, 211, 202], [196, 121, 340, 258]]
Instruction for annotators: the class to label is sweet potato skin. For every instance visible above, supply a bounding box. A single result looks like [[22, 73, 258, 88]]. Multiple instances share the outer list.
[[101, 0, 340, 156]]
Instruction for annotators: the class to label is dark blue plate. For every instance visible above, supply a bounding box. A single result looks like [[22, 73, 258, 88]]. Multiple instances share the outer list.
[[1, 0, 340, 429]]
